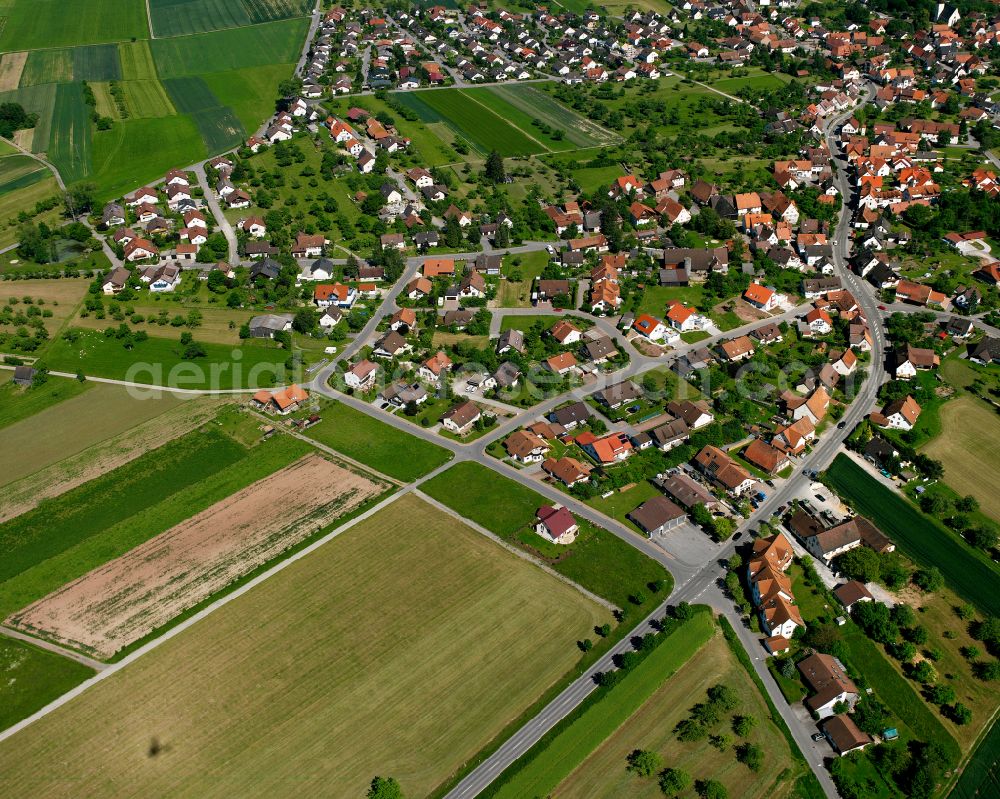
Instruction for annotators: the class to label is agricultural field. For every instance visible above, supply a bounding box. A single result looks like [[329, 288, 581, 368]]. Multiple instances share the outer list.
[[394, 89, 545, 157], [0, 14, 308, 198], [0, 277, 89, 337], [149, 0, 313, 37], [420, 462, 671, 611], [0, 154, 59, 248], [71, 299, 255, 345], [0, 0, 147, 51], [489, 611, 717, 799], [9, 453, 387, 658], [0, 421, 310, 622], [483, 84, 621, 149], [923, 395, 1000, 520], [150, 19, 307, 78], [0, 376, 91, 434], [0, 495, 607, 797], [824, 454, 1000, 616], [0, 638, 93, 732], [546, 622, 801, 799], [0, 391, 223, 513], [393, 84, 618, 159], [302, 400, 453, 481]]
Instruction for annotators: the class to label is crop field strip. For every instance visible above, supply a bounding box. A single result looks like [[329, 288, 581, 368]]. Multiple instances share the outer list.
[[0, 495, 606, 797], [47, 83, 92, 184], [0, 425, 311, 621], [482, 84, 622, 149], [150, 18, 309, 78], [0, 51, 28, 91], [8, 454, 388, 659], [0, 155, 48, 194], [0, 392, 221, 507], [393, 89, 546, 157], [149, 0, 313, 37]]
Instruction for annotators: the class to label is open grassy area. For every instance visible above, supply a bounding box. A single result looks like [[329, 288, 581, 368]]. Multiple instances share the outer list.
[[500, 314, 560, 332], [824, 455, 1000, 616], [0, 495, 605, 797], [420, 462, 671, 610], [554, 623, 801, 799], [923, 394, 1000, 521], [0, 638, 93, 732], [488, 610, 715, 799], [301, 399, 452, 481], [44, 328, 293, 389], [0, 424, 309, 620], [586, 480, 660, 532]]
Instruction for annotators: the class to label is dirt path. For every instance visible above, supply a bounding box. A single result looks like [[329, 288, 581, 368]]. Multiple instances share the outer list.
[[0, 626, 106, 672]]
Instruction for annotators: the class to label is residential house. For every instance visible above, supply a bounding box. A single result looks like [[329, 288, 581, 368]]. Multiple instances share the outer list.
[[542, 456, 592, 486], [695, 445, 755, 496], [441, 400, 481, 434], [535, 505, 579, 545], [344, 360, 379, 391], [628, 495, 686, 536], [798, 652, 859, 718]]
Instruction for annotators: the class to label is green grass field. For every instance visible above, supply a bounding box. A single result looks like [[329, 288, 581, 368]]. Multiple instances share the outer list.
[[18, 49, 74, 88], [162, 75, 223, 112], [0, 83, 57, 153], [0, 171, 60, 248], [951, 718, 1000, 799], [301, 400, 452, 482], [0, 154, 48, 193], [553, 624, 802, 799], [0, 495, 606, 797], [117, 40, 158, 81], [189, 105, 245, 152], [824, 455, 1000, 616], [89, 115, 205, 199], [394, 88, 546, 157], [151, 18, 308, 78], [485, 83, 620, 149], [44, 328, 291, 389], [120, 80, 175, 118], [420, 462, 671, 610], [0, 0, 148, 51], [840, 626, 960, 764], [203, 64, 289, 130], [923, 395, 1000, 521], [149, 0, 312, 37], [47, 83, 91, 184], [72, 44, 121, 82], [0, 638, 94, 732], [489, 610, 715, 799], [0, 426, 310, 620], [463, 87, 577, 152]]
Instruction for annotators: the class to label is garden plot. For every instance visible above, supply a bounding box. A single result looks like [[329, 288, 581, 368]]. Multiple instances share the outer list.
[[7, 454, 385, 658]]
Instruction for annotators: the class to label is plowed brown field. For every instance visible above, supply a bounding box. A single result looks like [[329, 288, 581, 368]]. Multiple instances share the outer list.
[[7, 454, 384, 658]]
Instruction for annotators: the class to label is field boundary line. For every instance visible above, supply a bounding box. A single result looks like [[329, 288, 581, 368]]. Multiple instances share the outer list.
[[413, 489, 619, 613], [0, 482, 415, 744], [0, 625, 106, 672], [457, 89, 552, 153]]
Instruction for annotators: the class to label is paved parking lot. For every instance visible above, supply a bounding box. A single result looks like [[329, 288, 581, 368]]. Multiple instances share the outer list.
[[651, 520, 721, 571]]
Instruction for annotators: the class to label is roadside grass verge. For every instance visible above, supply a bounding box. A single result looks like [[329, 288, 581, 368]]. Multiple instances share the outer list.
[[0, 638, 93, 732]]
